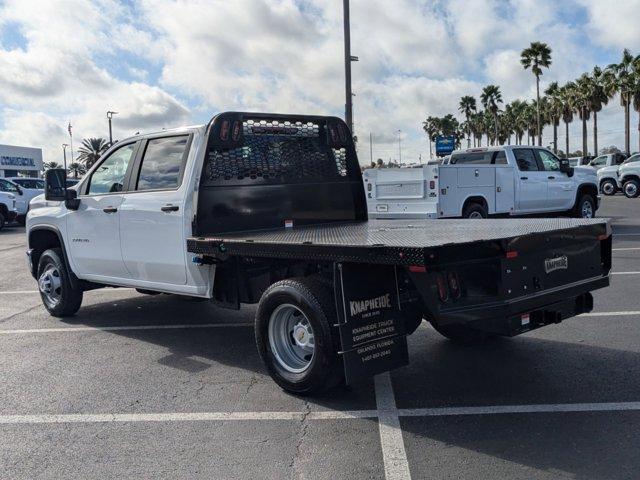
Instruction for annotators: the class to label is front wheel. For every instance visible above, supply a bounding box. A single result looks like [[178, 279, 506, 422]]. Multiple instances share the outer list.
[[255, 277, 343, 395], [600, 179, 617, 196], [0, 211, 5, 231], [573, 194, 596, 218], [623, 180, 640, 198], [37, 248, 83, 317]]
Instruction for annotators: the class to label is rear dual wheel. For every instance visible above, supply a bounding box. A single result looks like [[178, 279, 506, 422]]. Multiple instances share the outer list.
[[623, 179, 640, 198], [255, 277, 344, 395], [600, 179, 617, 196]]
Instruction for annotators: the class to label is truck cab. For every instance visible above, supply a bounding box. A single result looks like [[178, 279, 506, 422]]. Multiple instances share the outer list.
[[0, 178, 19, 229], [588, 152, 627, 171], [618, 153, 640, 198]]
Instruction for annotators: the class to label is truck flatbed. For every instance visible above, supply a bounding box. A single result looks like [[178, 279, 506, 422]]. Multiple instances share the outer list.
[[187, 217, 609, 266]]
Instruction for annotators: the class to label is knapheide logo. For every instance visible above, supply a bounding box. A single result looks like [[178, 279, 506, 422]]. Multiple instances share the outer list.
[[545, 255, 568, 273], [349, 293, 391, 316]]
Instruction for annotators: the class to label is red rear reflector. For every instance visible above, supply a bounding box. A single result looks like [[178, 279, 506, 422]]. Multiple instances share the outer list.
[[436, 273, 448, 302], [409, 265, 426, 273], [506, 251, 518, 259], [598, 234, 608, 241]]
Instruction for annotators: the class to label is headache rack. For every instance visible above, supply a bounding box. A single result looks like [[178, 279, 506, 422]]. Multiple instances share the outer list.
[[193, 112, 367, 236]]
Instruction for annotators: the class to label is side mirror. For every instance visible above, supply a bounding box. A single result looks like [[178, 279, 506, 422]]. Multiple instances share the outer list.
[[65, 188, 80, 211], [16, 186, 23, 196], [44, 169, 67, 201], [559, 159, 574, 177]]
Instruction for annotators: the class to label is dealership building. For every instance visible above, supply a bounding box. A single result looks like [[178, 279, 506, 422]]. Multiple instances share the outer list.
[[0, 144, 44, 178]]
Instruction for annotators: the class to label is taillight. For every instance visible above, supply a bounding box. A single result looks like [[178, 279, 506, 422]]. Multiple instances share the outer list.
[[220, 120, 230, 140], [447, 271, 460, 298]]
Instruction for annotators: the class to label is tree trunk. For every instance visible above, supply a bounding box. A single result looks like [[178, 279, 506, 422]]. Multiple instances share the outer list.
[[582, 107, 588, 156], [565, 120, 570, 156], [593, 110, 598, 156], [625, 99, 630, 155], [536, 75, 541, 146], [553, 119, 557, 154]]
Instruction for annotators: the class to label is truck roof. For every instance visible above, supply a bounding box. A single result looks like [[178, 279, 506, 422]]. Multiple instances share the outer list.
[[450, 145, 549, 155]]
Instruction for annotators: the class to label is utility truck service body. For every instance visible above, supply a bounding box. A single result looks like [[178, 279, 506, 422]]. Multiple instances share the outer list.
[[365, 146, 600, 220], [27, 113, 612, 394]]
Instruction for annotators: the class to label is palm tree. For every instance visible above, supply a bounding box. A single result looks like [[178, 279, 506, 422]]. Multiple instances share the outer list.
[[67, 162, 86, 179], [560, 82, 576, 156], [469, 111, 485, 147], [630, 56, 640, 153], [589, 66, 614, 155], [544, 82, 564, 153], [458, 95, 477, 148], [422, 116, 441, 159], [480, 85, 503, 145], [77, 138, 109, 169], [43, 161, 62, 170], [574, 74, 592, 157], [521, 41, 552, 146], [606, 49, 640, 155]]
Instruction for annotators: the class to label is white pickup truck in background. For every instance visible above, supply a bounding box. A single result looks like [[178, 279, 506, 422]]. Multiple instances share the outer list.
[[364, 146, 600, 219], [597, 153, 640, 196]]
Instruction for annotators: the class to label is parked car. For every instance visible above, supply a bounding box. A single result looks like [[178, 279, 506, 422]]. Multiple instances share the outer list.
[[4, 177, 44, 224], [26, 112, 611, 394], [588, 153, 627, 171], [0, 178, 25, 225], [365, 146, 599, 219], [618, 153, 640, 198], [568, 156, 589, 167], [0, 180, 19, 230], [597, 165, 621, 196]]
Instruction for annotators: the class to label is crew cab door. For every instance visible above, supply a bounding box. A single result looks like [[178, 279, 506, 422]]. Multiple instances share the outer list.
[[536, 149, 575, 210], [67, 142, 139, 279], [513, 148, 549, 212], [119, 135, 191, 286]]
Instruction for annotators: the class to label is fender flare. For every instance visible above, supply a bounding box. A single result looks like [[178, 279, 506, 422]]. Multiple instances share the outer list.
[[28, 225, 80, 289]]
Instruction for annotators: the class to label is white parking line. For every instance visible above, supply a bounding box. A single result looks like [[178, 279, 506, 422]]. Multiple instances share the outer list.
[[0, 410, 378, 425], [611, 271, 640, 275], [399, 401, 640, 417], [375, 373, 412, 480], [0, 323, 253, 334], [612, 247, 640, 251], [613, 233, 640, 236]]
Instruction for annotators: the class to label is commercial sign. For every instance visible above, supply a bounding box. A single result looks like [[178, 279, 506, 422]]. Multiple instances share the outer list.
[[335, 263, 408, 384], [435, 135, 456, 157], [0, 156, 36, 167]]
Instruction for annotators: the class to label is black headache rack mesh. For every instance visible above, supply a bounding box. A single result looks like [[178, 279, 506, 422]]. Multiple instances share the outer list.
[[194, 112, 367, 235]]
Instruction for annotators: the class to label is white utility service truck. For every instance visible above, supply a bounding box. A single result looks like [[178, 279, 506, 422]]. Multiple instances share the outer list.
[[364, 146, 599, 219]]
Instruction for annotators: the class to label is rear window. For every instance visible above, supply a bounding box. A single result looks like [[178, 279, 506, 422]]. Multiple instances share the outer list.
[[136, 136, 189, 191], [449, 151, 494, 165]]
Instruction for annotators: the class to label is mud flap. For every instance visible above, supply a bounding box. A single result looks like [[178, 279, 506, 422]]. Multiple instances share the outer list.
[[334, 263, 409, 385]]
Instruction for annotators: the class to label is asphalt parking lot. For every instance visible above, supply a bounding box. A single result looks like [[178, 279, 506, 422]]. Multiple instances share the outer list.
[[1, 195, 639, 479]]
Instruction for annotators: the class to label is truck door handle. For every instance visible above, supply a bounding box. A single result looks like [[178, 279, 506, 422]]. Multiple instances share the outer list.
[[548, 176, 555, 180], [103, 207, 118, 213], [520, 177, 528, 180], [161, 205, 179, 212]]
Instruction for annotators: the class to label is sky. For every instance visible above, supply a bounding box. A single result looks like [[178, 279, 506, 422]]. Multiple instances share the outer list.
[[1, 0, 639, 165]]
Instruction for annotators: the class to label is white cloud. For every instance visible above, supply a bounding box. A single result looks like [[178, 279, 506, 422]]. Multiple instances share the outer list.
[[577, 0, 640, 51]]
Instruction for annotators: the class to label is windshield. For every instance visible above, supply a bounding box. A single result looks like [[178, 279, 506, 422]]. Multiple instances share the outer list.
[[622, 154, 640, 165], [0, 179, 19, 193]]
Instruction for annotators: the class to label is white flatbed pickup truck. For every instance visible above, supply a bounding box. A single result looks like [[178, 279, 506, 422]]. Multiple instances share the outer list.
[[26, 113, 612, 394], [364, 146, 600, 220]]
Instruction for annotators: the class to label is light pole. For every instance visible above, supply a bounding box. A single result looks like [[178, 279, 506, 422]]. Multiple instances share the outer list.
[[343, 0, 358, 134], [62, 143, 69, 171], [107, 111, 118, 146], [397, 129, 402, 166]]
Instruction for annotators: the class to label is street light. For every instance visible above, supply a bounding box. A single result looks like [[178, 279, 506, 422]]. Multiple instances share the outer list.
[[107, 111, 118, 146], [398, 130, 402, 166], [62, 143, 69, 171]]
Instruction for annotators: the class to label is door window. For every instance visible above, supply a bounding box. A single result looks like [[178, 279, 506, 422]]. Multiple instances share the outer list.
[[493, 151, 508, 164], [86, 143, 136, 195], [615, 153, 626, 165], [537, 150, 561, 171], [514, 149, 539, 171], [0, 179, 19, 193], [591, 156, 607, 167], [136, 136, 189, 191]]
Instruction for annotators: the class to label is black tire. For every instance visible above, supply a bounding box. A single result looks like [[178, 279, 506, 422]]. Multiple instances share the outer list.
[[600, 179, 617, 196], [573, 194, 596, 218], [430, 321, 496, 346], [0, 210, 5, 231], [255, 276, 343, 395], [462, 203, 487, 219], [17, 215, 26, 226], [623, 179, 640, 198], [37, 248, 83, 317]]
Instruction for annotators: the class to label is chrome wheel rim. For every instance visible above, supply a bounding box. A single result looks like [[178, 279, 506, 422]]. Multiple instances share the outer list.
[[468, 211, 484, 219], [602, 182, 615, 195], [625, 183, 638, 197], [268, 304, 315, 373], [581, 200, 594, 218], [38, 265, 62, 307]]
